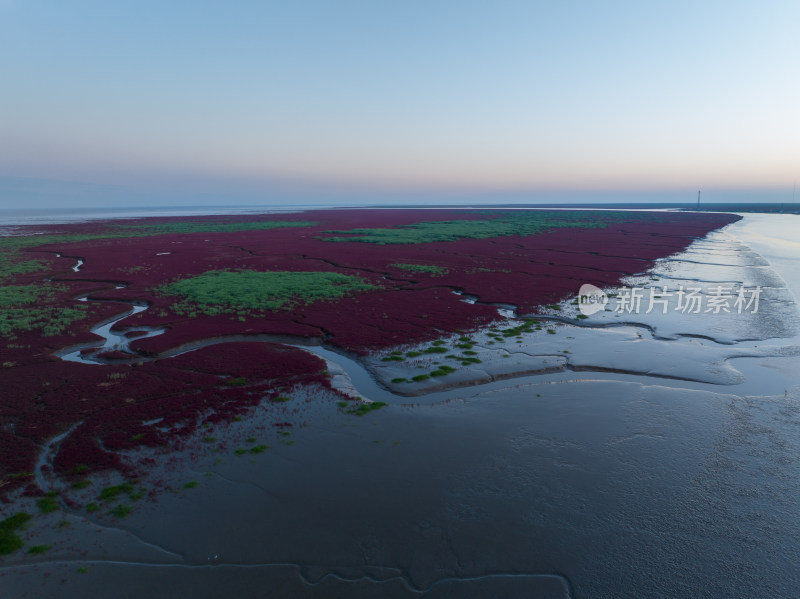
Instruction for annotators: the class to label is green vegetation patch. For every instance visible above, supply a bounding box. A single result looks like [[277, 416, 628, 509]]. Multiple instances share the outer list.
[[0, 512, 32, 555], [498, 318, 540, 337], [381, 355, 405, 362], [36, 493, 59, 514], [0, 235, 67, 281], [390, 263, 449, 276], [98, 482, 137, 502], [430, 365, 457, 377], [0, 284, 88, 337], [0, 256, 47, 281], [160, 270, 381, 312], [422, 346, 448, 354], [109, 505, 133, 518], [112, 220, 316, 236], [348, 401, 388, 416], [321, 211, 623, 245]]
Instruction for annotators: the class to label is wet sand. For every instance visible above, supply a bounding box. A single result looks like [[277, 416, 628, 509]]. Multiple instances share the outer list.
[[6, 377, 800, 598]]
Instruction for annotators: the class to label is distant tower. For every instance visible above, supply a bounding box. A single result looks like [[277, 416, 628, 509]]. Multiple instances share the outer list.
[[696, 189, 701, 211]]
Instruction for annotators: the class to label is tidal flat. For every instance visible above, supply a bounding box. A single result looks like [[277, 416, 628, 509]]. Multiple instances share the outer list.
[[2, 209, 799, 598]]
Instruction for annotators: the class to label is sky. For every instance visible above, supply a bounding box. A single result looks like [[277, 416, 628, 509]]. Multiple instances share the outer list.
[[1, 0, 799, 208]]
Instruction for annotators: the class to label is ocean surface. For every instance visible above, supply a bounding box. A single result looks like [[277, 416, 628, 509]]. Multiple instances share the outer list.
[[0, 204, 330, 229]]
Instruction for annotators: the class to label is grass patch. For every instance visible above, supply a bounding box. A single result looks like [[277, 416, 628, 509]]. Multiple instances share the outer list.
[[98, 483, 135, 502], [430, 365, 457, 377], [159, 270, 381, 313], [0, 284, 88, 336], [113, 220, 316, 236], [498, 318, 540, 337], [412, 374, 430, 382], [460, 357, 482, 364], [72, 480, 91, 490], [183, 481, 198, 489], [381, 355, 405, 362], [320, 211, 626, 244], [27, 544, 51, 554], [85, 502, 99, 513], [423, 346, 448, 354], [250, 444, 269, 454], [405, 351, 422, 357], [348, 401, 388, 416], [390, 263, 449, 276], [391, 377, 408, 383], [36, 493, 59, 514], [271, 395, 291, 402], [109, 505, 132, 518], [0, 512, 32, 555]]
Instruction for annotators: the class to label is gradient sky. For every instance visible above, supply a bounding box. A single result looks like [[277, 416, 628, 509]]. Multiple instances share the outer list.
[[1, 0, 799, 207]]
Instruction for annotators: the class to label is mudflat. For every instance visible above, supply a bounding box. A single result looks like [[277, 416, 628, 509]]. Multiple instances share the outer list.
[[9, 208, 800, 598]]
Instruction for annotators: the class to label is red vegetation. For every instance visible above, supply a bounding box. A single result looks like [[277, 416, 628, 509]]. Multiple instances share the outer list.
[[0, 208, 740, 493]]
